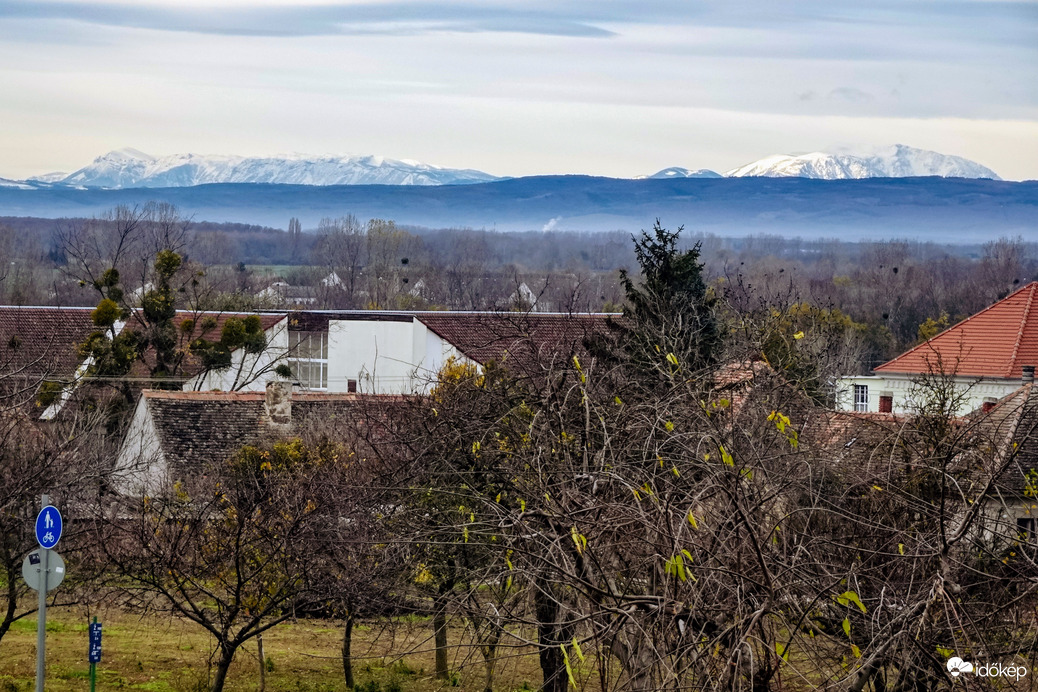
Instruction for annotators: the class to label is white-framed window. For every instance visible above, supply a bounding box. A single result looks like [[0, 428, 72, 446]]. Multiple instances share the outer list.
[[854, 384, 869, 412], [289, 330, 328, 390]]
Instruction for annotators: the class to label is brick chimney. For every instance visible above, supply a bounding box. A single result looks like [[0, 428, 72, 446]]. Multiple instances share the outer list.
[[1023, 365, 1035, 385], [265, 380, 292, 425]]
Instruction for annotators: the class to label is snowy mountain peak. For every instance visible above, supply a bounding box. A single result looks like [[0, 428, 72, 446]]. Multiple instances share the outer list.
[[57, 149, 501, 188], [725, 145, 1000, 180], [643, 167, 722, 180], [103, 147, 156, 162], [26, 171, 69, 184]]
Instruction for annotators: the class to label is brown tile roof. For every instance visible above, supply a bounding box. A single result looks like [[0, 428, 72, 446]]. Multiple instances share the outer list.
[[141, 389, 404, 473], [284, 311, 413, 332], [970, 382, 1038, 495], [0, 307, 288, 386], [875, 282, 1038, 379], [415, 312, 615, 371], [0, 307, 95, 382], [171, 312, 286, 341], [128, 311, 287, 379], [810, 384, 1038, 498]]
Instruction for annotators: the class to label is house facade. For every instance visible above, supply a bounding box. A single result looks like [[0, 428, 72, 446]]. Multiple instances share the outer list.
[[837, 282, 1038, 415], [271, 310, 609, 395], [0, 304, 611, 413]]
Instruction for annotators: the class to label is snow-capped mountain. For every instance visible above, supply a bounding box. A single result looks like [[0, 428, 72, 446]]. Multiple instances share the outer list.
[[26, 171, 68, 184], [58, 149, 502, 188], [0, 177, 36, 190], [643, 167, 722, 180], [725, 145, 1000, 180]]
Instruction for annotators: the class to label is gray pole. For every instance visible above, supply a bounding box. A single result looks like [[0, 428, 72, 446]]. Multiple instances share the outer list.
[[35, 493, 49, 692]]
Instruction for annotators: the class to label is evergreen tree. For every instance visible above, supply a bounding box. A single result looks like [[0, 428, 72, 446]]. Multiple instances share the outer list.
[[606, 220, 720, 382]]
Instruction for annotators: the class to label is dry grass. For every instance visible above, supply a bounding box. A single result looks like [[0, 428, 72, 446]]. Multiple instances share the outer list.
[[0, 605, 549, 692]]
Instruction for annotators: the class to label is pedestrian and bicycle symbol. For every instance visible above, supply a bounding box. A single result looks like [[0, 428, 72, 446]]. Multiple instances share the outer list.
[[27, 495, 65, 692], [35, 505, 62, 549]]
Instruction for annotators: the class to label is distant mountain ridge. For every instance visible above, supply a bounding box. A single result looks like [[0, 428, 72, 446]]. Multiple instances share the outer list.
[[723, 144, 1000, 180], [13, 143, 1003, 189], [42, 148, 502, 188]]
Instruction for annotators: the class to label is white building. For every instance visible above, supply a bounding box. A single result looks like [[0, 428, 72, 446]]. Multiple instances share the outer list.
[[275, 310, 608, 394], [837, 282, 1038, 415]]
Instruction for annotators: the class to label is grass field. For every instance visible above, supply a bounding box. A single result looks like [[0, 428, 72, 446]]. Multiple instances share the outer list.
[[0, 606, 546, 692]]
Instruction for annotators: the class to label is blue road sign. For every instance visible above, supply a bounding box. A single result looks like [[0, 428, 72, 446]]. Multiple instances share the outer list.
[[88, 622, 102, 663], [35, 505, 62, 550]]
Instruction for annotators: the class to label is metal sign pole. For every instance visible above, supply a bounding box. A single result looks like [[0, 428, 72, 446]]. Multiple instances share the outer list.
[[35, 494, 50, 692]]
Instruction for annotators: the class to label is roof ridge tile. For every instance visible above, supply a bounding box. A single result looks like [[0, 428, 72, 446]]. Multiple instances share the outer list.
[[1006, 283, 1038, 378]]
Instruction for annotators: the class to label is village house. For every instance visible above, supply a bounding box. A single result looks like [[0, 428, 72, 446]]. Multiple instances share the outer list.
[[113, 381, 399, 495], [0, 304, 612, 415], [837, 281, 1038, 415], [277, 310, 608, 394]]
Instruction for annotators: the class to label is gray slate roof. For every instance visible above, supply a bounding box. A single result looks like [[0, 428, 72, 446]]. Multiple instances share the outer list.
[[142, 390, 400, 472]]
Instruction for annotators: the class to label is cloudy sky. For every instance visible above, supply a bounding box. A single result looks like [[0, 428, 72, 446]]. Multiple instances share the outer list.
[[1, 0, 1036, 180]]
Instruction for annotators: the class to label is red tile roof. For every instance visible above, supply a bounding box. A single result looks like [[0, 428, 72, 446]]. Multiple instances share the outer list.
[[875, 282, 1038, 379]]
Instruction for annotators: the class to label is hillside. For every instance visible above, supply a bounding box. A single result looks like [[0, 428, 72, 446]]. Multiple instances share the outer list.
[[1, 176, 1035, 241]]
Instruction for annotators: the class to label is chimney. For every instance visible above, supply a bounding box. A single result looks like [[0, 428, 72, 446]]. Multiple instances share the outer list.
[[265, 380, 292, 425], [1023, 365, 1035, 385]]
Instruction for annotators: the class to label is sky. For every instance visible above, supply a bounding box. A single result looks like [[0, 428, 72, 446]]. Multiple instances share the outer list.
[[1, 0, 1036, 181]]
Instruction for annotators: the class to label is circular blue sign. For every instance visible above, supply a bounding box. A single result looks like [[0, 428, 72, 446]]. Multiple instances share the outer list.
[[35, 505, 63, 549]]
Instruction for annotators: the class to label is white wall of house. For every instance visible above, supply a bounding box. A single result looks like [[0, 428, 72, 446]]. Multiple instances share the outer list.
[[978, 498, 1038, 546], [185, 320, 289, 392], [178, 313, 478, 396], [328, 318, 413, 393], [323, 317, 471, 394], [836, 373, 1023, 415], [113, 396, 167, 496]]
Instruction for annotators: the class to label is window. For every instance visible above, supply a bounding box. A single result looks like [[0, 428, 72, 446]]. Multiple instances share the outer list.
[[854, 385, 869, 412], [288, 330, 328, 390], [879, 393, 893, 413], [1017, 517, 1036, 541]]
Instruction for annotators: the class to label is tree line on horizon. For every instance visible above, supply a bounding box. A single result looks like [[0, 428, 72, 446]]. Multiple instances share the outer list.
[[0, 205, 1035, 375]]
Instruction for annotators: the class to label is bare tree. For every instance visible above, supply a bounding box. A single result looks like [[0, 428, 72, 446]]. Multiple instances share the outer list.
[[97, 437, 339, 692], [0, 407, 108, 651], [312, 215, 366, 308]]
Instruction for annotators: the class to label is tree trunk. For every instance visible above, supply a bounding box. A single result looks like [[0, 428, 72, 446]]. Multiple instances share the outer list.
[[0, 561, 17, 647], [210, 642, 237, 692], [534, 576, 567, 692], [434, 592, 450, 680], [342, 611, 355, 688], [482, 643, 498, 692]]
